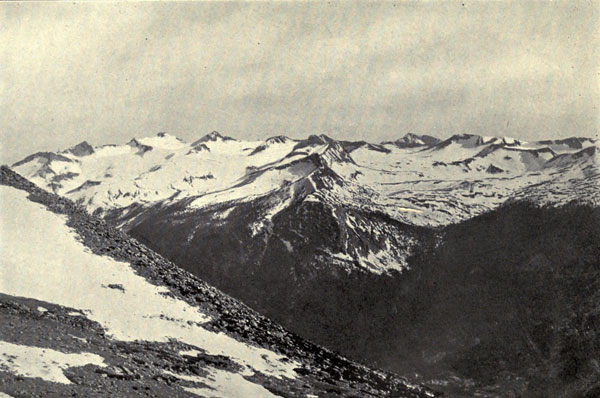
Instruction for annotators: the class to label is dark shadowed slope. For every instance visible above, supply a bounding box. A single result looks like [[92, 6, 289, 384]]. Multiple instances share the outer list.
[[385, 202, 600, 397], [120, 182, 600, 397], [0, 166, 438, 398]]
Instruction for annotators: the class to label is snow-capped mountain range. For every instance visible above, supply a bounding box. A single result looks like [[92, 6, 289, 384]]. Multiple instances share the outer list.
[[13, 131, 597, 227], [12, 131, 598, 274]]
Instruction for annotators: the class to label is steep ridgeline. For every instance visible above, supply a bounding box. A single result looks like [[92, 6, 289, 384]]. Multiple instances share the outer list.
[[0, 167, 438, 398], [11, 132, 600, 396]]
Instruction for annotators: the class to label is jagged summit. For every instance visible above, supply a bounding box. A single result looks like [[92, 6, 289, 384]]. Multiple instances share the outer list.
[[249, 135, 295, 156], [383, 133, 441, 148], [432, 133, 488, 149], [265, 135, 293, 145], [292, 134, 335, 150], [66, 141, 95, 157], [192, 131, 236, 145], [127, 138, 153, 155], [127, 138, 142, 146], [12, 152, 73, 168]]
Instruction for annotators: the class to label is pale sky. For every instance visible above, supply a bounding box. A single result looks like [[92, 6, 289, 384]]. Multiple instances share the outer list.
[[1, 1, 598, 164]]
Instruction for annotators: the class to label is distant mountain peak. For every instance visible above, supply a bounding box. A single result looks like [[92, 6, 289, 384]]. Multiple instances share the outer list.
[[265, 135, 292, 145], [384, 133, 440, 148], [249, 136, 294, 156], [432, 133, 487, 149], [291, 134, 336, 152], [402, 132, 423, 141], [307, 134, 335, 145], [127, 138, 153, 155], [127, 138, 142, 146], [207, 131, 223, 139], [12, 152, 73, 168], [66, 141, 95, 157], [448, 133, 481, 141], [193, 131, 236, 145]]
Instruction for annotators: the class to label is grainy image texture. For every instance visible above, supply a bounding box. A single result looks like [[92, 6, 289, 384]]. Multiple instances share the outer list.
[[1, 1, 598, 397]]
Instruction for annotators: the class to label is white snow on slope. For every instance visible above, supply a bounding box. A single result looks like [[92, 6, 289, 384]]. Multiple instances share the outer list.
[[137, 133, 186, 150], [0, 341, 106, 384], [0, 186, 299, 385], [165, 369, 281, 398], [13, 133, 306, 215]]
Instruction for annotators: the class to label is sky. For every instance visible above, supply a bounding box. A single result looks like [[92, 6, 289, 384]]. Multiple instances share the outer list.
[[1, 1, 598, 165]]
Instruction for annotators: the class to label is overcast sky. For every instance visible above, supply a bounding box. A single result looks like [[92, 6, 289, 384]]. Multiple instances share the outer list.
[[1, 1, 598, 164]]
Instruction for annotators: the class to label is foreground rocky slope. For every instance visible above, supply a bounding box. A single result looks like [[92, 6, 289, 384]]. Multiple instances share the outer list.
[[0, 166, 437, 398]]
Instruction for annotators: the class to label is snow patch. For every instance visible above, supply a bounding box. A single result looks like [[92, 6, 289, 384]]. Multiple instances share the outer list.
[[212, 207, 234, 220], [179, 349, 203, 357], [165, 368, 281, 398], [280, 238, 293, 253], [68, 311, 83, 317], [397, 207, 423, 213], [0, 341, 106, 384], [69, 335, 87, 343], [137, 134, 185, 150]]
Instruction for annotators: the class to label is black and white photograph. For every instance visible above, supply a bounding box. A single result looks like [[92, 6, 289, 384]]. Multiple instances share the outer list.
[[0, 1, 598, 397]]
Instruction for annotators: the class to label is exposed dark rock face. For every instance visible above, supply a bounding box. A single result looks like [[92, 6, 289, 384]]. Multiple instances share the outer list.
[[12, 152, 74, 168], [67, 141, 95, 156], [486, 164, 504, 174], [127, 138, 153, 155], [382, 133, 441, 148], [538, 137, 595, 149], [192, 131, 236, 145], [0, 166, 438, 398]]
